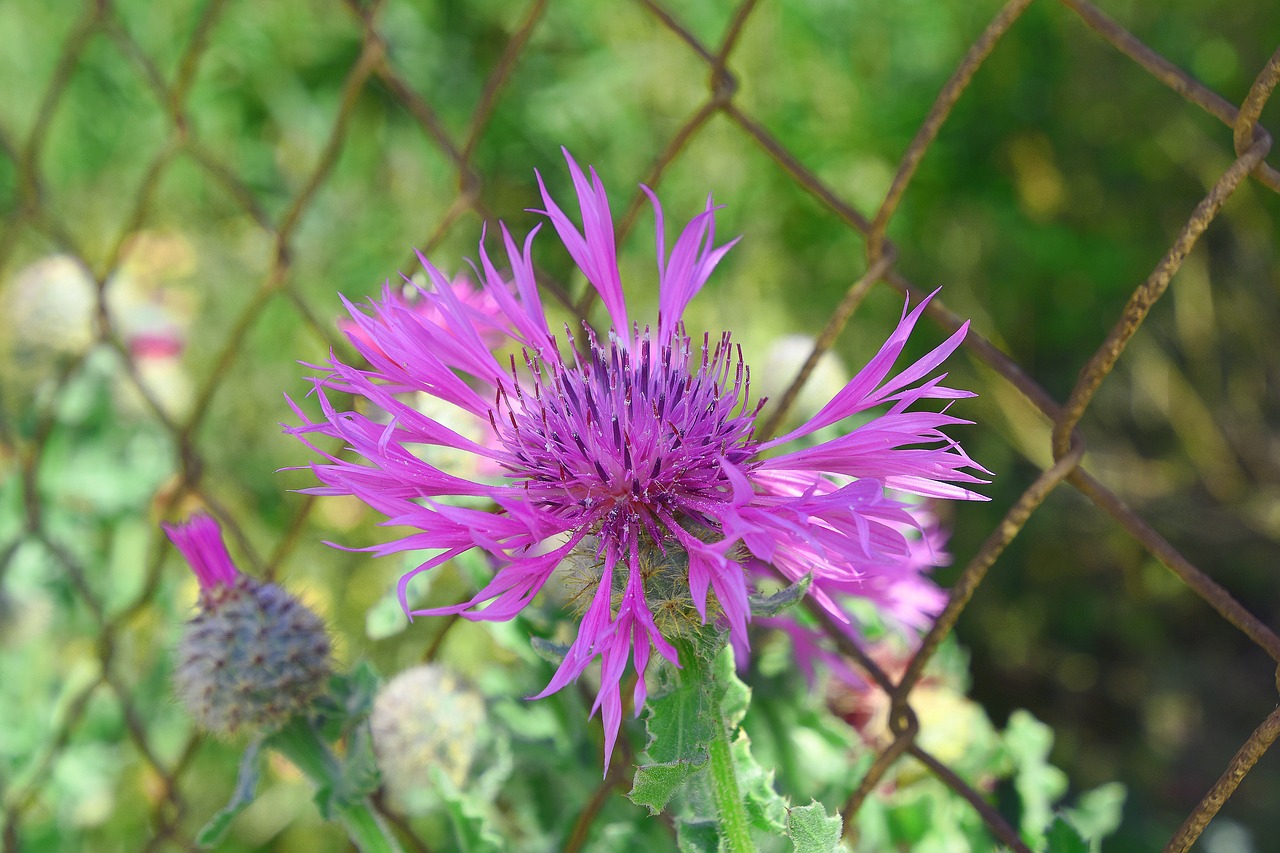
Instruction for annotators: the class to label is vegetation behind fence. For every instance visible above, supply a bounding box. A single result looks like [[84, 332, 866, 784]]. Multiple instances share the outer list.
[[2, 0, 1278, 850]]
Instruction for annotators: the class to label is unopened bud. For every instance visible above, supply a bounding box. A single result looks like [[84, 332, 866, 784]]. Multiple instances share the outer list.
[[164, 515, 330, 735]]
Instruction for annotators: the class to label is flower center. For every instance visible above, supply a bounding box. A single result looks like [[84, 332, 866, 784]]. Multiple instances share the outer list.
[[491, 327, 762, 550]]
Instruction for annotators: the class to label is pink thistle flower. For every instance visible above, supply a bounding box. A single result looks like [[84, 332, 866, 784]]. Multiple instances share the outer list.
[[287, 150, 988, 768], [337, 274, 503, 358], [756, 506, 951, 688]]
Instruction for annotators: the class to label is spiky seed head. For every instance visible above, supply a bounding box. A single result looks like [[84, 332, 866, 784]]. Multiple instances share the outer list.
[[174, 575, 330, 736], [370, 664, 486, 815]]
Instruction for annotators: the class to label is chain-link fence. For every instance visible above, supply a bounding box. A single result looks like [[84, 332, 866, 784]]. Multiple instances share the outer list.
[[1, 0, 1278, 850]]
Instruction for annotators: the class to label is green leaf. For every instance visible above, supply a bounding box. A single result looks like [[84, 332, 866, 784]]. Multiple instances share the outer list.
[[629, 642, 748, 816], [435, 768, 505, 853], [1004, 710, 1068, 840], [732, 730, 787, 836], [267, 718, 344, 819], [633, 644, 799, 849], [676, 819, 720, 853], [1043, 816, 1090, 853], [787, 800, 844, 853], [628, 642, 718, 821], [311, 661, 380, 743], [631, 761, 709, 815], [1063, 782, 1126, 851], [337, 662, 381, 721], [713, 644, 752, 733], [365, 590, 410, 640], [749, 573, 813, 617], [195, 738, 265, 848], [337, 721, 383, 804], [530, 635, 571, 665], [637, 646, 718, 767]]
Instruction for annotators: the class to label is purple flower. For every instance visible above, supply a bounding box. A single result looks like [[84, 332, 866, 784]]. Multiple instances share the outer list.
[[757, 507, 952, 688], [337, 274, 503, 357], [163, 513, 240, 594], [288, 150, 988, 766]]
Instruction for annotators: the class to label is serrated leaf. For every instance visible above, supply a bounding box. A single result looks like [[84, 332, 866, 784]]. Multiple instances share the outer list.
[[640, 649, 718, 766], [732, 730, 787, 836], [196, 738, 265, 848], [713, 645, 751, 732], [749, 573, 813, 617], [787, 800, 843, 853], [1043, 816, 1090, 853], [676, 818, 721, 853], [631, 643, 718, 818], [631, 761, 709, 815], [635, 644, 797, 849]]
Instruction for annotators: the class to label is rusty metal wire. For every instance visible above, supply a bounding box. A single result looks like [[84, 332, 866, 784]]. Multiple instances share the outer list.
[[1, 0, 1277, 850]]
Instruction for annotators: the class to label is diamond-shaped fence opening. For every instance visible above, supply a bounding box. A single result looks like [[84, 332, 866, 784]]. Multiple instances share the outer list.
[[1, 0, 1278, 850]]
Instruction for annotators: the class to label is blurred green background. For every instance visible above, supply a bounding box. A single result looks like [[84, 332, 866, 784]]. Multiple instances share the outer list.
[[2, 0, 1279, 850]]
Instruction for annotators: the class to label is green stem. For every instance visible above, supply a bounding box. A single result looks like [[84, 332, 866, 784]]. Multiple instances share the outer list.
[[708, 716, 755, 853], [270, 718, 336, 780], [271, 718, 404, 853]]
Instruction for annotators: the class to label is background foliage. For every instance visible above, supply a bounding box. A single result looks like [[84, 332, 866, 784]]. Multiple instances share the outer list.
[[1, 0, 1278, 850]]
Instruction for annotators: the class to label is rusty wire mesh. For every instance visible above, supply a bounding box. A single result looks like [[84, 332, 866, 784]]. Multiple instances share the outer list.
[[1, 0, 1278, 850]]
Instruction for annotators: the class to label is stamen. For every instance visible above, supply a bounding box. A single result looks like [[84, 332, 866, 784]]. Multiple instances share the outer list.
[[488, 325, 760, 548]]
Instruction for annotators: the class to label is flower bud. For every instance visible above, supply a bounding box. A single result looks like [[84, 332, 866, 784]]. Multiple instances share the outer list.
[[164, 515, 330, 735]]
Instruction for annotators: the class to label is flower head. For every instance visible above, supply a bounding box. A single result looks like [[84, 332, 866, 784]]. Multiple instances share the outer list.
[[338, 273, 503, 357], [288, 150, 987, 767]]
